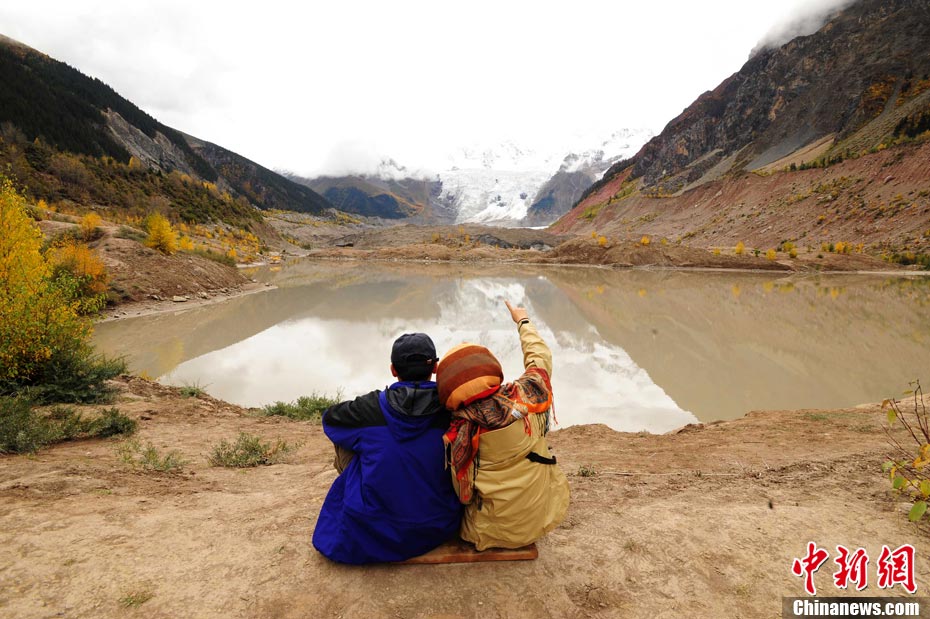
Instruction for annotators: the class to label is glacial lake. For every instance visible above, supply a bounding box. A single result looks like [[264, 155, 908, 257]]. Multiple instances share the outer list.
[[93, 260, 930, 433]]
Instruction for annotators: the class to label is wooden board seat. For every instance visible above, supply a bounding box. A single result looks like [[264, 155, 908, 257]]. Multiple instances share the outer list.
[[400, 538, 538, 565]]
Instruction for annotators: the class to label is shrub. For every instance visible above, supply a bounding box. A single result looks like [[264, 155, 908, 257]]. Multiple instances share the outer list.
[[734, 241, 745, 256], [260, 391, 341, 423], [116, 439, 186, 473], [888, 252, 930, 269], [883, 381, 930, 523], [577, 465, 598, 477], [46, 241, 108, 314], [0, 397, 48, 454], [640, 235, 650, 246], [789, 248, 798, 259], [597, 235, 609, 248], [0, 398, 135, 454], [179, 382, 207, 398], [178, 236, 195, 251], [79, 213, 102, 240], [144, 213, 177, 255], [712, 248, 721, 256], [766, 249, 777, 260], [209, 432, 294, 467]]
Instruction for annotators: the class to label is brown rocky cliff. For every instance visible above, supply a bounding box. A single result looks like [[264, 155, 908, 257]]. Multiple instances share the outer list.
[[583, 0, 930, 199]]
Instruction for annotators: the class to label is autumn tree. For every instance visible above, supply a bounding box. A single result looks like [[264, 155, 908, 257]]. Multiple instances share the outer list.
[[46, 241, 108, 313], [144, 213, 177, 255], [0, 177, 90, 389], [80, 212, 101, 240]]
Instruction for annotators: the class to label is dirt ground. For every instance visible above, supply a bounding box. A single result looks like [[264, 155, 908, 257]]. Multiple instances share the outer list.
[[2, 377, 928, 619]]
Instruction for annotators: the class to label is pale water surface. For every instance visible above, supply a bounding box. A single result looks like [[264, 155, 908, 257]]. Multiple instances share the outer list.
[[93, 261, 930, 433]]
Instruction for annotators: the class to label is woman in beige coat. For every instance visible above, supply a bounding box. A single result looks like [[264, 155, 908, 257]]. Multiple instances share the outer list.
[[437, 300, 569, 550]]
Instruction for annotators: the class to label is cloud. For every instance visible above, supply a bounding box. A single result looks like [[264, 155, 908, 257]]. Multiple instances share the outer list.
[[750, 0, 858, 56]]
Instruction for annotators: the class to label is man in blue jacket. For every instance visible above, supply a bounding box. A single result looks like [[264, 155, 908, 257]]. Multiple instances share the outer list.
[[312, 333, 462, 564]]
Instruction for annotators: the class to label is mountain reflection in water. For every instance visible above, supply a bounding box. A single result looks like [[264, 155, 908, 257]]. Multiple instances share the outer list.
[[93, 261, 930, 433]]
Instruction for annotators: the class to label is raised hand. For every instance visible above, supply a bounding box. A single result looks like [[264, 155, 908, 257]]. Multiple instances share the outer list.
[[504, 300, 529, 324]]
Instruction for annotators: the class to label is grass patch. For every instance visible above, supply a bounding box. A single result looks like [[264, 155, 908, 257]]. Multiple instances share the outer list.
[[801, 413, 829, 422], [118, 589, 154, 608], [178, 381, 208, 398], [577, 465, 598, 478], [115, 225, 146, 243], [209, 432, 295, 467], [116, 439, 186, 473], [0, 398, 136, 454], [183, 247, 236, 267], [259, 391, 341, 423]]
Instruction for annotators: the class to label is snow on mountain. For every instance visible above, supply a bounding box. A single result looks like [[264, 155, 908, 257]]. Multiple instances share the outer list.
[[297, 129, 653, 225], [438, 129, 653, 225]]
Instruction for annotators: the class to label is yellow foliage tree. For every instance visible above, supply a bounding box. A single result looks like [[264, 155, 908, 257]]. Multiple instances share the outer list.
[[597, 235, 609, 247], [640, 235, 651, 246], [735, 241, 745, 255], [46, 241, 108, 313], [80, 212, 101, 240], [766, 249, 777, 260], [145, 213, 177, 255], [0, 178, 89, 383], [178, 236, 195, 251]]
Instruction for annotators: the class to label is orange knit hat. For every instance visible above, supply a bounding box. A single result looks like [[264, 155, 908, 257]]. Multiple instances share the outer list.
[[436, 342, 504, 410]]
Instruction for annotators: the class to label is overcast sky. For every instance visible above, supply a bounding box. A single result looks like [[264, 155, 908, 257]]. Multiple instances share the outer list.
[[1, 0, 853, 176]]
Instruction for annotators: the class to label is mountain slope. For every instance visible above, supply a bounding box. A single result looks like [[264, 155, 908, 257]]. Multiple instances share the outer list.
[[594, 0, 930, 197], [0, 35, 330, 224], [556, 0, 930, 254], [291, 173, 446, 221]]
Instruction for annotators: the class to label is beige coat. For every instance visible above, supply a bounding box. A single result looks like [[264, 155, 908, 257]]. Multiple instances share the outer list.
[[454, 321, 570, 550]]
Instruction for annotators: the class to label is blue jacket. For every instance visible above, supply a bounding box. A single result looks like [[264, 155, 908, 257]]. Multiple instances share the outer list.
[[312, 381, 462, 564]]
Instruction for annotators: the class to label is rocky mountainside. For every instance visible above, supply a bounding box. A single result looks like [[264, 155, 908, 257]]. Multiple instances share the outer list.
[[290, 171, 449, 221], [0, 35, 330, 224], [556, 0, 930, 255]]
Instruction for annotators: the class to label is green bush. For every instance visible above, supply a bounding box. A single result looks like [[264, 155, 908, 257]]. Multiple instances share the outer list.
[[179, 381, 208, 398], [7, 352, 127, 405], [209, 432, 294, 467], [116, 439, 186, 473], [260, 391, 341, 423], [0, 398, 135, 454]]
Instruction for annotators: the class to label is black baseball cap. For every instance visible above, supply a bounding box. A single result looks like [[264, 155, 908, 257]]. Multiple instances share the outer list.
[[391, 333, 438, 372]]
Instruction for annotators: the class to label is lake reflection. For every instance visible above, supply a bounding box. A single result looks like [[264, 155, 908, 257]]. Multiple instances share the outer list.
[[93, 261, 930, 433]]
